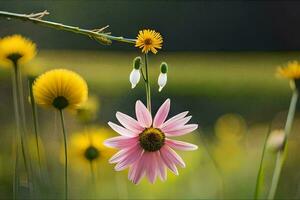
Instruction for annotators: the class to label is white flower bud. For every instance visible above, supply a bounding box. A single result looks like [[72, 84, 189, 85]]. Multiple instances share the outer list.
[[158, 73, 167, 92], [158, 62, 168, 92], [267, 129, 286, 152], [129, 69, 141, 89]]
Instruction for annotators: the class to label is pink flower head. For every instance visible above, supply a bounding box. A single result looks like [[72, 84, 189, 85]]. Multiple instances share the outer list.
[[104, 99, 198, 184]]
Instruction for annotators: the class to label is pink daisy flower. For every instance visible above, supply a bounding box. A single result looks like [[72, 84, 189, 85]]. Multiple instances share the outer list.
[[104, 99, 198, 184]]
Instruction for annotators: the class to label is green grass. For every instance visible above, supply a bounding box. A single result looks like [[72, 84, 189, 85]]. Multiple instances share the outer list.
[[0, 51, 300, 199], [24, 50, 298, 97]]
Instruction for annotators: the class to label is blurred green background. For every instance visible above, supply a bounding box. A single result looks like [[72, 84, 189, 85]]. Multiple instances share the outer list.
[[1, 1, 300, 199]]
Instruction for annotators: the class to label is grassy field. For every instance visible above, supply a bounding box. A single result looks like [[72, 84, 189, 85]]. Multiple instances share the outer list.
[[0, 51, 300, 199], [26, 51, 300, 123], [0, 50, 297, 124], [26, 50, 298, 96]]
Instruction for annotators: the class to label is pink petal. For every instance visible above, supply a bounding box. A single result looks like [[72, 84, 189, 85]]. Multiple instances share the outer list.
[[114, 147, 143, 171], [155, 151, 167, 181], [153, 99, 170, 128], [161, 146, 186, 168], [109, 144, 139, 163], [128, 161, 137, 181], [161, 111, 189, 128], [161, 116, 192, 132], [165, 124, 198, 137], [165, 139, 198, 151], [160, 148, 179, 175], [104, 136, 138, 149], [116, 112, 144, 133], [108, 122, 137, 137], [128, 153, 144, 181], [145, 153, 158, 184], [130, 154, 147, 184], [135, 100, 152, 128]]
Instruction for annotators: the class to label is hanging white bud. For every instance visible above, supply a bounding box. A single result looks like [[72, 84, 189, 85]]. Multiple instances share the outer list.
[[130, 69, 141, 89], [267, 129, 286, 152], [129, 57, 142, 89], [158, 73, 167, 92], [158, 62, 168, 92]]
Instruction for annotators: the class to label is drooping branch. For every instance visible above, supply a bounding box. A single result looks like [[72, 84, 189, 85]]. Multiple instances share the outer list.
[[0, 10, 136, 45]]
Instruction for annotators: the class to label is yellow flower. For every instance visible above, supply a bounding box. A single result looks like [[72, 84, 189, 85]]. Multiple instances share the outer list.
[[215, 113, 246, 142], [75, 95, 100, 123], [213, 113, 246, 172], [33, 69, 88, 110], [68, 128, 115, 168], [277, 61, 300, 80], [0, 34, 36, 67], [135, 29, 163, 54]]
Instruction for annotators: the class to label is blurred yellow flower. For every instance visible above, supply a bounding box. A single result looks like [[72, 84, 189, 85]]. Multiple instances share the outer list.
[[135, 29, 163, 54], [0, 34, 36, 68], [68, 128, 115, 169], [76, 95, 100, 123], [33, 69, 88, 110], [277, 61, 300, 80], [215, 113, 246, 142], [213, 113, 246, 171]]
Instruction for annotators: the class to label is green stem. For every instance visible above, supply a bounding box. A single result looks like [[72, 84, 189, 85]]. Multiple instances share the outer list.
[[254, 126, 271, 199], [12, 63, 31, 192], [283, 91, 298, 138], [140, 67, 146, 82], [267, 91, 298, 200], [89, 161, 97, 199], [59, 110, 68, 200], [28, 78, 42, 171], [0, 11, 136, 45], [268, 152, 284, 200], [86, 131, 96, 185], [90, 161, 95, 184], [13, 145, 19, 200], [11, 63, 20, 199], [144, 53, 151, 112]]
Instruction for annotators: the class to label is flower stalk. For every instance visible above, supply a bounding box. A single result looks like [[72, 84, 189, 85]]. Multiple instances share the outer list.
[[59, 110, 68, 200], [267, 90, 298, 199], [11, 61, 31, 194], [0, 11, 136, 45], [13, 143, 19, 200], [144, 53, 152, 112], [89, 161, 96, 184], [11, 63, 20, 199], [28, 77, 42, 171], [254, 126, 271, 199]]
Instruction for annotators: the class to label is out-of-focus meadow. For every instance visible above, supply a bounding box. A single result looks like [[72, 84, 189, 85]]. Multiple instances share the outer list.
[[0, 50, 300, 199], [2, 1, 300, 199]]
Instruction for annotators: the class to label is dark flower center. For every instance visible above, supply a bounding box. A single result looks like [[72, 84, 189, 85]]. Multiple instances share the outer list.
[[7, 53, 22, 66], [144, 38, 152, 45], [139, 128, 165, 152], [52, 96, 69, 110], [84, 146, 100, 161]]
